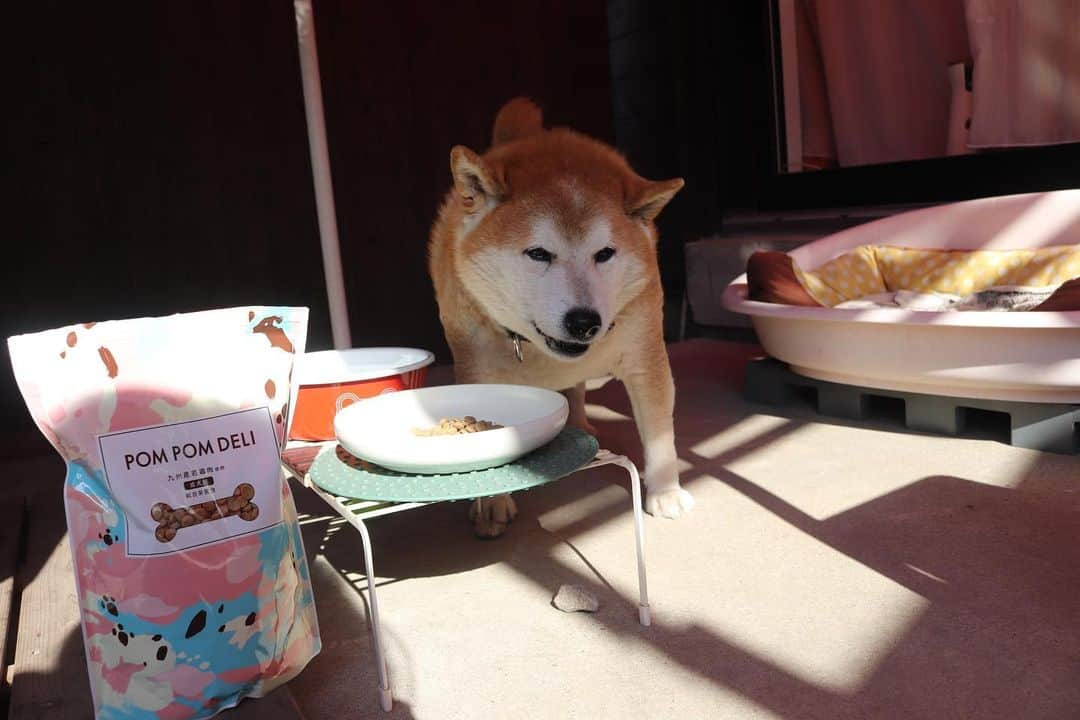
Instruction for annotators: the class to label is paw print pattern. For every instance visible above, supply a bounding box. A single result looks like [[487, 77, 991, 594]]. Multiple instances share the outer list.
[[110, 623, 136, 646], [100, 624, 173, 671], [99, 595, 119, 617], [98, 529, 117, 546]]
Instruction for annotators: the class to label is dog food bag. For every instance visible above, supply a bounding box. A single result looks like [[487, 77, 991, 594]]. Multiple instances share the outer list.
[[8, 307, 321, 719]]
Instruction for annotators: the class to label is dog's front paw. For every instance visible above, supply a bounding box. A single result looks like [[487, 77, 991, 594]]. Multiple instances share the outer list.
[[468, 494, 518, 538], [645, 486, 695, 519]]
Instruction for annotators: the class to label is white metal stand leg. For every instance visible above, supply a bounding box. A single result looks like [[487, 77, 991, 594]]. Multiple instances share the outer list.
[[302, 475, 406, 713], [354, 517, 393, 712], [620, 456, 651, 626], [586, 451, 651, 626]]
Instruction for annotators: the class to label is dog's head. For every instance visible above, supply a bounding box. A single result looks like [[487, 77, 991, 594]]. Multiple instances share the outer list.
[[446, 98, 683, 361]]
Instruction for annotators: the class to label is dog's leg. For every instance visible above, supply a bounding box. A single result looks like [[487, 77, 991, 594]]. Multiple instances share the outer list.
[[451, 360, 520, 538], [621, 350, 694, 519], [563, 382, 598, 437], [467, 494, 518, 538]]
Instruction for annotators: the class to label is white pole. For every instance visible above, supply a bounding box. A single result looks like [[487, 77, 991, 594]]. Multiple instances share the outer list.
[[294, 0, 352, 349]]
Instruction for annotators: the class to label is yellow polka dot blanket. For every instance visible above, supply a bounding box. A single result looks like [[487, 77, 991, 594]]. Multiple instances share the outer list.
[[792, 245, 1080, 307]]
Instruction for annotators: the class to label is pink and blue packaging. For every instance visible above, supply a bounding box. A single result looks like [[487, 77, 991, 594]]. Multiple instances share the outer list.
[[7, 307, 321, 719]]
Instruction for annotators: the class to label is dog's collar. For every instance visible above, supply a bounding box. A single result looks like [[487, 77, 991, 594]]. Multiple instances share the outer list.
[[503, 327, 530, 362]]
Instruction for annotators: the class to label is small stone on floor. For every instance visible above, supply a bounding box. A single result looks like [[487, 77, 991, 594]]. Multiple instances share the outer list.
[[552, 584, 599, 613]]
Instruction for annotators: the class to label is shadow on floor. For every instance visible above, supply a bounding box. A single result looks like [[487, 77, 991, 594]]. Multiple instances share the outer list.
[[706, 470, 1080, 719], [283, 340, 1080, 719]]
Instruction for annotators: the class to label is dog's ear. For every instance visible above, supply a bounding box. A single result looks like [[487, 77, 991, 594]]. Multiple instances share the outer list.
[[450, 146, 505, 212], [492, 97, 543, 147], [625, 177, 684, 222]]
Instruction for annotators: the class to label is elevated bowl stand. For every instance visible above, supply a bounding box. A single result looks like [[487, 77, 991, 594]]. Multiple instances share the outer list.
[[281, 435, 650, 713]]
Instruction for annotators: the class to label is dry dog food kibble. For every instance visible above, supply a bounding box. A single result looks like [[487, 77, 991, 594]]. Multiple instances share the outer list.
[[8, 307, 320, 720], [412, 415, 504, 436]]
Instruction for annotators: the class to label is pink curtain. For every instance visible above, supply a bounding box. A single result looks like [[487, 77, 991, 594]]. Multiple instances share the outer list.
[[796, 0, 1080, 168], [965, 0, 1080, 148], [794, 0, 836, 169]]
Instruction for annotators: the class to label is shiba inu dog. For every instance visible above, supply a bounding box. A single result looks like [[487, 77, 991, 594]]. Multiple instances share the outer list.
[[429, 98, 694, 537]]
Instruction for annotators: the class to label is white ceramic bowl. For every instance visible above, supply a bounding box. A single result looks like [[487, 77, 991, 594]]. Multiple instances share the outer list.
[[333, 384, 569, 474]]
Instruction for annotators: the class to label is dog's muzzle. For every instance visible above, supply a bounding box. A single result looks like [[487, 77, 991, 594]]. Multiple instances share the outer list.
[[533, 323, 590, 358]]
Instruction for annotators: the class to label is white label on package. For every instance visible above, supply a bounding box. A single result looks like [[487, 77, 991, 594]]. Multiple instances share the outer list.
[[98, 407, 282, 557]]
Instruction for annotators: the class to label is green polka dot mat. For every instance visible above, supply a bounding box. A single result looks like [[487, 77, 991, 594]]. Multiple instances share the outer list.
[[308, 426, 600, 502]]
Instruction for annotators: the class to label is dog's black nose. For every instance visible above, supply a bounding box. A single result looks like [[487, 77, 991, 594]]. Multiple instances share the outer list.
[[563, 307, 602, 342]]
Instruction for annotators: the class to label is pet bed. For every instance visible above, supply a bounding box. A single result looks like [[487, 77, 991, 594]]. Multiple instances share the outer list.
[[722, 189, 1080, 402]]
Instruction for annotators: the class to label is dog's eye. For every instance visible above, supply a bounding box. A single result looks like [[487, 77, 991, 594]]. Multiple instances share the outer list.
[[524, 247, 555, 263], [594, 247, 616, 263]]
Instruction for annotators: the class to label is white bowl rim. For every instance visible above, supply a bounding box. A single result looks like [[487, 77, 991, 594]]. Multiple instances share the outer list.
[[332, 383, 569, 473], [335, 383, 568, 430], [297, 347, 435, 385]]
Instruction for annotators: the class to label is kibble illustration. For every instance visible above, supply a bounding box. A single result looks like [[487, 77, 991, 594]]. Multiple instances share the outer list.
[[151, 483, 258, 542]]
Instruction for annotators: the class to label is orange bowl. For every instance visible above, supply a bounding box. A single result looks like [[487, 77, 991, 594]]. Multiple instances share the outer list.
[[289, 348, 435, 442]]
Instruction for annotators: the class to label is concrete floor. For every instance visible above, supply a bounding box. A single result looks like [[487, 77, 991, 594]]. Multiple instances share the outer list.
[[281, 339, 1080, 720], [8, 339, 1080, 719]]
